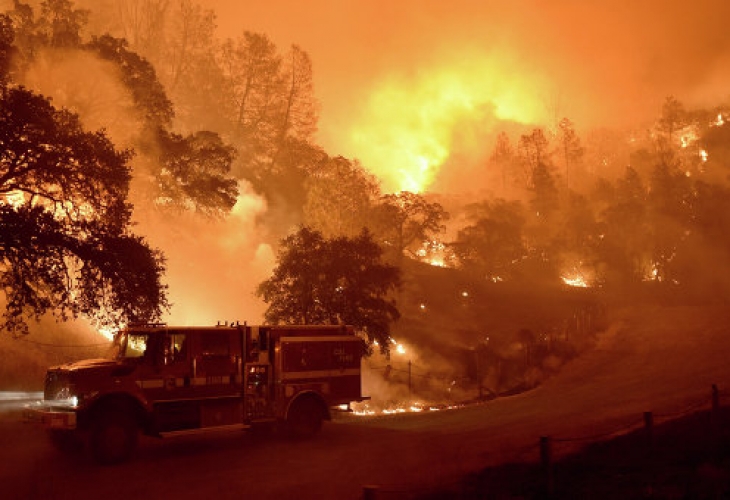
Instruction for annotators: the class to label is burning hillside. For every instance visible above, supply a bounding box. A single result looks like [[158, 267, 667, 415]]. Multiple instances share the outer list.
[[350, 259, 606, 413]]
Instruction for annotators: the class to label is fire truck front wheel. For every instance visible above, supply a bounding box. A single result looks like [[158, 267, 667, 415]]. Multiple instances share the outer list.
[[90, 409, 138, 465], [286, 397, 323, 438]]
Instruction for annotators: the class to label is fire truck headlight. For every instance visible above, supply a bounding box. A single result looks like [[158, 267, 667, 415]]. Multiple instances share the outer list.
[[52, 386, 87, 408], [68, 391, 97, 408]]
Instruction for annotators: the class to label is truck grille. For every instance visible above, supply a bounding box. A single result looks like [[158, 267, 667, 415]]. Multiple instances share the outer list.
[[44, 371, 70, 401]]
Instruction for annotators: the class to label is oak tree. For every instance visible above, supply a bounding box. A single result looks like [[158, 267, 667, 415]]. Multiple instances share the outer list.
[[303, 155, 380, 238], [6, 3, 239, 218], [257, 226, 400, 351], [556, 118, 583, 189], [372, 191, 448, 263], [0, 84, 167, 334], [451, 199, 526, 281]]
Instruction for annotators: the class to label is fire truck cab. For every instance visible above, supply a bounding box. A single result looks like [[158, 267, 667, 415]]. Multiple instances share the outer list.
[[26, 323, 367, 464]]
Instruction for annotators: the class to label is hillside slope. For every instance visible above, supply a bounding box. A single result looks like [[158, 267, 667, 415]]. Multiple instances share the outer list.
[[344, 304, 730, 493]]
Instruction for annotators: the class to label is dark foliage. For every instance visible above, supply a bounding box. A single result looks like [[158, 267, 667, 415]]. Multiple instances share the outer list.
[[150, 128, 239, 217], [86, 34, 174, 128], [0, 84, 167, 334], [257, 226, 401, 351]]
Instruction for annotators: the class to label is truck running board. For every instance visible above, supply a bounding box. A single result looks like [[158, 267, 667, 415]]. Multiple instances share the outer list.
[[159, 423, 251, 438]]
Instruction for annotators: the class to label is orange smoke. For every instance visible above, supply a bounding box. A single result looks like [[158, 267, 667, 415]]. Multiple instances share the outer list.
[[135, 182, 273, 326]]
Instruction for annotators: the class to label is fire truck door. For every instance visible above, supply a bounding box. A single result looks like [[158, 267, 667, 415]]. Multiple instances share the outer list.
[[191, 331, 245, 428], [135, 332, 191, 397], [244, 364, 273, 420], [146, 332, 200, 431]]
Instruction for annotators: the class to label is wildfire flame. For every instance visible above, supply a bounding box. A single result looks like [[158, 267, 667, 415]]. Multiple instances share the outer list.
[[389, 337, 407, 355], [1, 191, 25, 209], [561, 264, 592, 288], [417, 240, 453, 268], [644, 262, 660, 282], [98, 327, 116, 341], [349, 51, 548, 193], [562, 275, 589, 288], [350, 401, 462, 417]]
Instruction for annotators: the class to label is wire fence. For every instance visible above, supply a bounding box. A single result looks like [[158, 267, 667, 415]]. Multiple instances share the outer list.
[[17, 338, 111, 348], [552, 415, 646, 444], [366, 362, 472, 385], [3, 337, 113, 368], [360, 384, 729, 499]]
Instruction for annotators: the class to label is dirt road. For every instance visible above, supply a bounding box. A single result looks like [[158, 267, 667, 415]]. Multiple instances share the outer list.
[[1, 406, 501, 500]]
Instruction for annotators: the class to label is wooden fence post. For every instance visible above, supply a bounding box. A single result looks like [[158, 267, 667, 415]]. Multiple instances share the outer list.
[[362, 485, 379, 500], [540, 435, 554, 496], [711, 384, 720, 432], [644, 411, 653, 449]]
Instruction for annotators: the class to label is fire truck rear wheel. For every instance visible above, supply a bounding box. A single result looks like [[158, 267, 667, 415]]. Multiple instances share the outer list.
[[90, 410, 138, 465], [286, 398, 323, 438]]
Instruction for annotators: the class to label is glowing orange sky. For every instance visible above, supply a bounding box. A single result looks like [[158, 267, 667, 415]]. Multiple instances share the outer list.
[[204, 0, 730, 192]]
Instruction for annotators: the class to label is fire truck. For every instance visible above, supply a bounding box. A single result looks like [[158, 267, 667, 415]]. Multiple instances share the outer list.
[[25, 323, 367, 464]]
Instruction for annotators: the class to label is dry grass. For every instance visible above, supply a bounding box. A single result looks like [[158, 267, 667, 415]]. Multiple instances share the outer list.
[[423, 407, 730, 499]]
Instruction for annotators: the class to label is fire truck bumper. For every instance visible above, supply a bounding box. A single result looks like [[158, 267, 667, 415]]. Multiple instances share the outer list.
[[23, 404, 77, 430]]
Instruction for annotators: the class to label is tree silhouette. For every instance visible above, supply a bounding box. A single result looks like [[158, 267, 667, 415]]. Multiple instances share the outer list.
[[518, 128, 550, 185], [595, 167, 651, 285], [0, 84, 167, 334], [145, 128, 238, 217], [303, 155, 380, 238], [372, 191, 448, 263], [490, 131, 515, 190], [556, 118, 583, 189], [451, 199, 525, 281], [528, 163, 559, 218], [257, 226, 400, 351]]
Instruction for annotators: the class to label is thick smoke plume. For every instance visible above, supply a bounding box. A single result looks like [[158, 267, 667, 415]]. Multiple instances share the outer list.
[[15, 38, 274, 328], [135, 184, 273, 326]]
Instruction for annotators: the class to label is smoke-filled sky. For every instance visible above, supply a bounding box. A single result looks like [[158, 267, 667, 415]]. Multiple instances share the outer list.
[[203, 0, 730, 192]]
